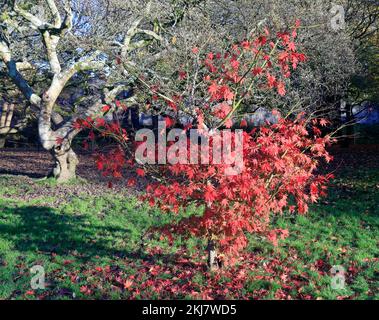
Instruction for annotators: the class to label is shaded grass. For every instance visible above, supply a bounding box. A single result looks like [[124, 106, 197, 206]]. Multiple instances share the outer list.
[[0, 168, 378, 299]]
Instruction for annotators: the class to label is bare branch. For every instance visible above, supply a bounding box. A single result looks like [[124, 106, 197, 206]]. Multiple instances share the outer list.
[[0, 103, 17, 134], [46, 0, 62, 28], [0, 40, 41, 106], [121, 17, 143, 58], [42, 31, 61, 74], [15, 61, 34, 71], [14, 3, 50, 29], [135, 28, 163, 41]]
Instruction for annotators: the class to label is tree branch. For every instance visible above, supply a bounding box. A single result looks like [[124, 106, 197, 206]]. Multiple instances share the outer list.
[[0, 40, 41, 106], [46, 0, 62, 28]]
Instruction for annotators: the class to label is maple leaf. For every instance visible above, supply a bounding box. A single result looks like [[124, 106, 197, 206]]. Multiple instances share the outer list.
[[80, 286, 91, 295], [124, 280, 133, 290], [288, 42, 296, 51], [257, 36, 267, 46], [96, 159, 104, 171], [208, 82, 219, 95], [102, 105, 111, 113], [266, 73, 276, 88], [167, 101, 178, 111], [221, 86, 234, 101], [313, 126, 322, 136], [277, 81, 286, 96], [240, 119, 248, 127], [73, 119, 82, 130], [178, 71, 187, 80], [230, 59, 240, 70], [96, 118, 106, 127], [225, 118, 233, 128], [204, 183, 217, 203], [127, 178, 137, 187], [267, 231, 278, 247], [252, 67, 263, 76], [241, 40, 250, 49], [213, 103, 232, 119], [164, 117, 175, 127], [278, 51, 289, 62], [319, 119, 328, 127]]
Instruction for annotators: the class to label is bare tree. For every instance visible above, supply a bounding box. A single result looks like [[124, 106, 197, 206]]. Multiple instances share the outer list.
[[0, 0, 169, 182]]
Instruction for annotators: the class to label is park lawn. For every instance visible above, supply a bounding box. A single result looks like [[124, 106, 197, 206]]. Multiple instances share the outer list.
[[0, 168, 378, 300]]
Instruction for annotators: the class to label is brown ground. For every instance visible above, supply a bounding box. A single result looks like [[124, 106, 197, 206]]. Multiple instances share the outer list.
[[0, 148, 144, 205], [322, 144, 379, 171], [0, 145, 379, 204]]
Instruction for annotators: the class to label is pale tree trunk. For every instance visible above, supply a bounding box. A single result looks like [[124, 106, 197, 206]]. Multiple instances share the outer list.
[[49, 145, 78, 182], [40, 116, 79, 183], [0, 102, 18, 149], [0, 137, 6, 148], [207, 239, 221, 271], [340, 100, 353, 148]]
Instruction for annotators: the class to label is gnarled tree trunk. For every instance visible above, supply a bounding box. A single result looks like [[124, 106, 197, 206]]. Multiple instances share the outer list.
[[50, 145, 78, 183]]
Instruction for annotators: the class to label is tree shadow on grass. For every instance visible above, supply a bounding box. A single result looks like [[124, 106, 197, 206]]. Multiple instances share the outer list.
[[0, 205, 140, 262], [0, 169, 47, 179]]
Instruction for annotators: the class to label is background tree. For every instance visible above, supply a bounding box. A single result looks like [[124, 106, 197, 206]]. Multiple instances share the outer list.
[[1, 0, 378, 181], [0, 0, 176, 181]]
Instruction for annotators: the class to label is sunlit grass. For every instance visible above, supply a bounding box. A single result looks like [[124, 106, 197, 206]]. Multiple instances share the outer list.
[[0, 168, 378, 299]]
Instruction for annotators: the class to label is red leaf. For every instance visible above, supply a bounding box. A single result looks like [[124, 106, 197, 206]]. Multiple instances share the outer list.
[[124, 280, 133, 290], [277, 81, 286, 96], [136, 168, 145, 177], [102, 105, 111, 113]]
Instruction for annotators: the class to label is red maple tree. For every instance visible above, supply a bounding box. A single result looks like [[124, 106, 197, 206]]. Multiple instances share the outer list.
[[73, 21, 335, 269]]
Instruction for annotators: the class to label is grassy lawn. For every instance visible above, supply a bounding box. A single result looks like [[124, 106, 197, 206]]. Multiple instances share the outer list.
[[0, 168, 378, 300]]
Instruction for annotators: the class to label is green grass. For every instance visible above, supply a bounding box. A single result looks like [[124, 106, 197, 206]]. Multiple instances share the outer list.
[[257, 168, 379, 299], [0, 168, 378, 300]]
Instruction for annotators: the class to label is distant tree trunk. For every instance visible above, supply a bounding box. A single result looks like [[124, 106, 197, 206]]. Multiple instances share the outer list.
[[346, 104, 354, 146], [0, 102, 18, 149], [207, 239, 221, 271], [0, 136, 6, 148], [340, 100, 354, 148]]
